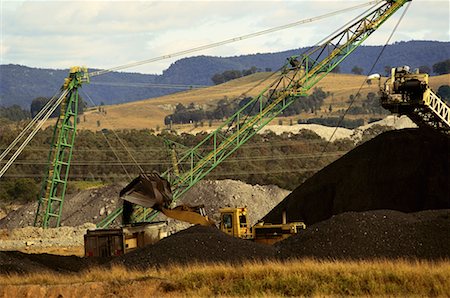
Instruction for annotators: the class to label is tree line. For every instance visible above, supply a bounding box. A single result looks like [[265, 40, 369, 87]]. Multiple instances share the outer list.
[[165, 87, 329, 125], [211, 66, 271, 85]]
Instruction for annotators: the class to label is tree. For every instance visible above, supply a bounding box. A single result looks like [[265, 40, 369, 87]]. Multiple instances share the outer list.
[[0, 105, 30, 121], [351, 66, 364, 75], [211, 73, 225, 85], [432, 59, 450, 75], [30, 96, 87, 118], [437, 85, 450, 104], [418, 65, 431, 74]]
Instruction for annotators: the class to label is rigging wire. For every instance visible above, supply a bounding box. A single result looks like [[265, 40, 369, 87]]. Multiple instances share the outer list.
[[0, 90, 69, 178], [4, 151, 345, 166], [88, 1, 381, 77], [317, 1, 412, 160], [90, 81, 211, 89], [82, 90, 146, 174], [0, 90, 63, 162], [2, 167, 322, 179], [101, 133, 132, 180]]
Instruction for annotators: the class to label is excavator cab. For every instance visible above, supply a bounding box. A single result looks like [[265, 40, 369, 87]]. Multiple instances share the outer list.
[[219, 207, 252, 239]]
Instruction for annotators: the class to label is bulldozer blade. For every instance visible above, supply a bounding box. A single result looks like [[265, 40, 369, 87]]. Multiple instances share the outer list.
[[120, 173, 173, 210]]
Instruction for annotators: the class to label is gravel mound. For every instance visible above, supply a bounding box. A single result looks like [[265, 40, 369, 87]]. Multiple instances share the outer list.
[[276, 209, 450, 260], [112, 225, 277, 269], [263, 128, 450, 225]]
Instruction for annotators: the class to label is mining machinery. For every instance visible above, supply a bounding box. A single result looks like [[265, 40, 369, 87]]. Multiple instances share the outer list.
[[380, 66, 450, 133]]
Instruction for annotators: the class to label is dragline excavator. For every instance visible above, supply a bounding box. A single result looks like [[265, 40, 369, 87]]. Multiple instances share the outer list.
[[22, 0, 413, 254]]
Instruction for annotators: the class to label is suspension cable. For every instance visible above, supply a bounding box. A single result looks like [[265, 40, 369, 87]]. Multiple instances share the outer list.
[[89, 1, 382, 77]]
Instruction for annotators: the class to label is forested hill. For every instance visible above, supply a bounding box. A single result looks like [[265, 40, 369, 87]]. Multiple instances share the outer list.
[[1, 40, 449, 109]]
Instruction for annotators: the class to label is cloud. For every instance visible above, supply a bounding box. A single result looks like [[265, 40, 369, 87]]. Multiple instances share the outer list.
[[1, 0, 449, 74]]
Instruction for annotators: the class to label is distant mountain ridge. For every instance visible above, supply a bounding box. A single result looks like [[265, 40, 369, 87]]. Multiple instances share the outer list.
[[1, 40, 449, 109]]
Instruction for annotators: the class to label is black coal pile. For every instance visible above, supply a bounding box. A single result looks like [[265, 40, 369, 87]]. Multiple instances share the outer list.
[[112, 225, 277, 269], [263, 128, 450, 225], [276, 209, 450, 260], [0, 251, 107, 274]]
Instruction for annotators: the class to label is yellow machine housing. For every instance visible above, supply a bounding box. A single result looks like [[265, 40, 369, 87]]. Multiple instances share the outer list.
[[219, 207, 306, 244]]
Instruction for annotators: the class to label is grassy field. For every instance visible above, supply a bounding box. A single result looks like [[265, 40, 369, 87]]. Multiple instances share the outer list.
[[1, 259, 449, 297], [65, 72, 449, 132]]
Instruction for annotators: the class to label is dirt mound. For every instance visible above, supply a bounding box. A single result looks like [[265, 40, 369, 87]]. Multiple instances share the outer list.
[[112, 225, 277, 269], [276, 209, 450, 260], [263, 128, 450, 225]]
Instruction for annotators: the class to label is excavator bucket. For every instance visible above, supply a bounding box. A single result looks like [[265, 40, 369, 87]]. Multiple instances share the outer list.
[[120, 173, 173, 210]]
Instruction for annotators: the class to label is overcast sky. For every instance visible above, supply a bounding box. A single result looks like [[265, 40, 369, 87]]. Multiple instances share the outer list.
[[1, 0, 449, 74]]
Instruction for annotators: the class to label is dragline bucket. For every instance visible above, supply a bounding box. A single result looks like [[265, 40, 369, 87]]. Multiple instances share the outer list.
[[120, 173, 173, 210]]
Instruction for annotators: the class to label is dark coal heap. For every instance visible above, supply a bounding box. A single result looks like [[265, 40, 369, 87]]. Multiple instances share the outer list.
[[276, 209, 450, 260], [112, 225, 277, 269], [263, 128, 450, 226]]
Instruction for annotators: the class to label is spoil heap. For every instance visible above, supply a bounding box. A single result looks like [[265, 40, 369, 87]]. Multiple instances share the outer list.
[[276, 209, 450, 260], [112, 225, 277, 269], [263, 128, 449, 225]]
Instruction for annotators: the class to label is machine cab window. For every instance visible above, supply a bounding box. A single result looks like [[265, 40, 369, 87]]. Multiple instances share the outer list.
[[222, 213, 233, 229]]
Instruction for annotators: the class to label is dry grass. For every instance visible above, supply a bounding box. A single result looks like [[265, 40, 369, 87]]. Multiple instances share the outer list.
[[47, 72, 449, 132], [1, 259, 449, 297]]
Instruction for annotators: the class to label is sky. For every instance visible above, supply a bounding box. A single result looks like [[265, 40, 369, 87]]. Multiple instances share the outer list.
[[1, 0, 449, 74]]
